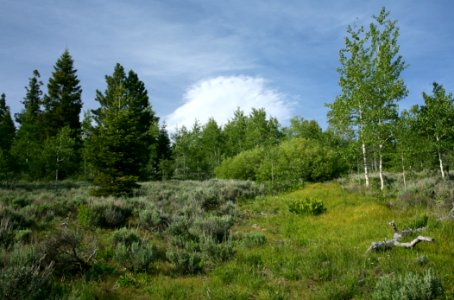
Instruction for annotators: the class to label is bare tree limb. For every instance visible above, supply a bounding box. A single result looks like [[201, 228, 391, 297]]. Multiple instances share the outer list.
[[366, 221, 434, 253]]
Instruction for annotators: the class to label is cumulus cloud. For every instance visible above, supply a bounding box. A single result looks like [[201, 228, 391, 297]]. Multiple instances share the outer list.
[[165, 75, 293, 132]]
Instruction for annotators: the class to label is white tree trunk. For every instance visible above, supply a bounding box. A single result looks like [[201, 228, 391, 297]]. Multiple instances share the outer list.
[[362, 142, 369, 187], [401, 153, 407, 188], [379, 144, 384, 191], [436, 135, 445, 179]]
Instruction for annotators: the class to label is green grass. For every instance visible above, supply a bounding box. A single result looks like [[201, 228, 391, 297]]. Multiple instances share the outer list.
[[1, 180, 452, 299]]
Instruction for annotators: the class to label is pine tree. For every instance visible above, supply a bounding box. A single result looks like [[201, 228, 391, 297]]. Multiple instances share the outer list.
[[0, 93, 16, 184], [11, 71, 46, 179], [0, 94, 15, 152], [87, 64, 158, 195], [43, 50, 82, 141]]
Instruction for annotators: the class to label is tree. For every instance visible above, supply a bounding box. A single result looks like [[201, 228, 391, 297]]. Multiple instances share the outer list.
[[0, 93, 15, 152], [42, 126, 76, 183], [417, 83, 454, 179], [42, 50, 82, 141], [0, 93, 16, 184], [201, 118, 224, 175], [223, 108, 247, 157], [328, 7, 407, 189], [11, 71, 45, 179], [368, 7, 407, 190], [86, 64, 158, 195]]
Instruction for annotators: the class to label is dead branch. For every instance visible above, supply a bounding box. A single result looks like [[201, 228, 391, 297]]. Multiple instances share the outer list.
[[366, 221, 434, 253]]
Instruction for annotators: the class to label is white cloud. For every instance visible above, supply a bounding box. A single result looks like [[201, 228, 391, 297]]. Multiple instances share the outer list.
[[165, 75, 293, 132]]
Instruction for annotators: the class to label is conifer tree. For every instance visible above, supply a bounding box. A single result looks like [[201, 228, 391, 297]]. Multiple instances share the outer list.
[[0, 93, 15, 152], [43, 50, 82, 141], [12, 70, 45, 179], [0, 93, 16, 183], [86, 63, 158, 195]]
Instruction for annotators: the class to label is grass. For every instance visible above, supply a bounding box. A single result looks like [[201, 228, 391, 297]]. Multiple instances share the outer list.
[[0, 179, 452, 299]]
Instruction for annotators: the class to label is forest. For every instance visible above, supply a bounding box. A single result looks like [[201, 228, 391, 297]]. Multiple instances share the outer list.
[[0, 7, 453, 299]]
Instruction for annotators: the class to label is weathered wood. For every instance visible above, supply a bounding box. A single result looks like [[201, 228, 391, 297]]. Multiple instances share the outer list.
[[366, 221, 434, 253]]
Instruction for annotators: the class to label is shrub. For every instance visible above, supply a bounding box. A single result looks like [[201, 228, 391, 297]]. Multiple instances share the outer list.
[[39, 229, 97, 275], [111, 228, 141, 247], [0, 219, 14, 249], [166, 248, 203, 275], [91, 175, 140, 197], [0, 245, 53, 300], [78, 200, 131, 228], [190, 215, 233, 242], [288, 197, 326, 216], [113, 241, 155, 272], [199, 236, 235, 262], [240, 232, 267, 248], [138, 203, 162, 230], [372, 269, 444, 300]]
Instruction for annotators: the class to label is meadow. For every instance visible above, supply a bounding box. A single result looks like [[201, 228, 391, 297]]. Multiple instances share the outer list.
[[0, 175, 453, 299]]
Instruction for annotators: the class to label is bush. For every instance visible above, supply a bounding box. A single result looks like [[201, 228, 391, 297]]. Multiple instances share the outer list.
[[111, 228, 141, 247], [0, 245, 53, 300], [166, 248, 203, 275], [372, 269, 444, 300], [288, 197, 326, 216], [240, 232, 267, 248], [190, 215, 233, 242], [138, 203, 162, 230], [113, 241, 155, 272], [0, 219, 14, 249], [78, 200, 132, 228]]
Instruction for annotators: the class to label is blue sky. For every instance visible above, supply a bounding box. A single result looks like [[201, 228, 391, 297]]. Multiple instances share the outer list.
[[1, 0, 453, 131]]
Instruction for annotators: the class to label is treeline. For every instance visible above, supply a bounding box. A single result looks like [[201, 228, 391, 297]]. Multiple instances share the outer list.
[[1, 8, 453, 195]]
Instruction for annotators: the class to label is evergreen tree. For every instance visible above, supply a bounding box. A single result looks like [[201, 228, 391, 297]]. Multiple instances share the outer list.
[[43, 50, 82, 141], [0, 94, 15, 152], [11, 71, 45, 179], [0, 93, 16, 184], [86, 64, 158, 195]]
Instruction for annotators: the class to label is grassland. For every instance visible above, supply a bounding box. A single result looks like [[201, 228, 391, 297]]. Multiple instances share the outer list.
[[0, 179, 453, 299]]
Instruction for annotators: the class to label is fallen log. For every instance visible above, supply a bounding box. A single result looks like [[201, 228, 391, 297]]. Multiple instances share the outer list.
[[366, 221, 434, 253]]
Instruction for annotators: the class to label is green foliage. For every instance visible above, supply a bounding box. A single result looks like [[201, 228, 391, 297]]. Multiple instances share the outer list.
[[111, 228, 141, 247], [288, 197, 326, 215], [0, 245, 53, 300], [113, 241, 155, 272], [216, 138, 346, 189], [240, 232, 267, 248], [78, 200, 132, 228], [42, 50, 82, 142], [215, 147, 265, 180], [166, 248, 204, 275], [372, 270, 444, 300], [85, 64, 158, 195]]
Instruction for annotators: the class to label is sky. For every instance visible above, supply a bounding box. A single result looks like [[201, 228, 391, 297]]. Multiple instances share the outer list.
[[1, 0, 453, 132]]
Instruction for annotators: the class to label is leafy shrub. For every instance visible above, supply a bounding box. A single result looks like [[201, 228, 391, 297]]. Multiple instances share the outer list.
[[78, 200, 131, 228], [190, 215, 233, 242], [91, 175, 140, 197], [113, 241, 155, 272], [0, 219, 14, 249], [111, 228, 141, 247], [0, 263, 53, 300], [199, 236, 235, 262], [240, 232, 267, 248], [372, 269, 444, 300], [166, 248, 203, 275], [0, 207, 33, 229], [0, 245, 53, 300], [138, 203, 162, 230], [288, 197, 326, 216], [14, 229, 32, 244]]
